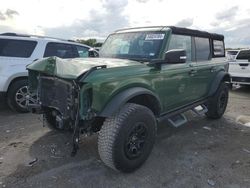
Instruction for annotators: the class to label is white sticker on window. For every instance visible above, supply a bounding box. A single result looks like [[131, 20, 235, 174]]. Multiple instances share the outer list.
[[145, 33, 165, 40]]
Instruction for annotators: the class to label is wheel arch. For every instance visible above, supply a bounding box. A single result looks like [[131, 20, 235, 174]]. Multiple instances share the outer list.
[[208, 71, 230, 97], [7, 76, 28, 93], [98, 87, 162, 117]]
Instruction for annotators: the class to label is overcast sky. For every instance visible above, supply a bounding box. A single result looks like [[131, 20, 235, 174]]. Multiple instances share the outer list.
[[0, 0, 250, 48]]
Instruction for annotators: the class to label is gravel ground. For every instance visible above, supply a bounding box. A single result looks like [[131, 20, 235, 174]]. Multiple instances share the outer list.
[[0, 87, 249, 188]]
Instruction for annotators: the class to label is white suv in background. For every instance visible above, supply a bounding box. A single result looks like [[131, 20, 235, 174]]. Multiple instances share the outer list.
[[0, 33, 98, 112], [227, 49, 250, 86]]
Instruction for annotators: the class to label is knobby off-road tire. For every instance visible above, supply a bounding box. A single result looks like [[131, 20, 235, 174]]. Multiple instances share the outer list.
[[206, 82, 229, 119], [98, 103, 157, 172]]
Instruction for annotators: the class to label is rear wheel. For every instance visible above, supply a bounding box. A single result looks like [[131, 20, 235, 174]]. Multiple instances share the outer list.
[[205, 82, 229, 119], [7, 79, 37, 113], [98, 103, 157, 172]]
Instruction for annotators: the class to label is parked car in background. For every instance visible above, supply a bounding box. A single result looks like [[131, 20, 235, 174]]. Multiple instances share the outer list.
[[226, 50, 239, 61], [0, 33, 98, 112], [227, 49, 250, 86]]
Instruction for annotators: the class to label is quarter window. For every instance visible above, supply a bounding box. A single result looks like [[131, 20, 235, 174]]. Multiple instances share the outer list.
[[168, 34, 192, 61], [0, 39, 37, 58], [195, 37, 210, 61], [76, 45, 89, 57], [44, 43, 79, 58], [213, 40, 225, 56]]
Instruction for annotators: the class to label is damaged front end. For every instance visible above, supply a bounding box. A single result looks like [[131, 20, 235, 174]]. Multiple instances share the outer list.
[[26, 57, 106, 155], [29, 75, 80, 129]]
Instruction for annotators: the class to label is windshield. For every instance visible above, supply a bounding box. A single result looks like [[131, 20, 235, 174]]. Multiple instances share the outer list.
[[227, 51, 238, 56], [226, 50, 239, 60], [99, 31, 166, 61]]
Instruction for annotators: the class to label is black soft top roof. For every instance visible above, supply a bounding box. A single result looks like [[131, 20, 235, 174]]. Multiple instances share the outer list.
[[169, 26, 224, 41], [115, 26, 224, 41]]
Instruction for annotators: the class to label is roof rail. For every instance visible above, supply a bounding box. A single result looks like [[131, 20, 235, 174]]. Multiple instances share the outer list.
[[0, 33, 30, 37], [0, 32, 76, 42]]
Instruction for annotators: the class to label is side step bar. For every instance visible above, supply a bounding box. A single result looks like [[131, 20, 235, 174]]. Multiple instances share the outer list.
[[167, 113, 187, 127], [191, 104, 208, 116], [166, 104, 208, 128]]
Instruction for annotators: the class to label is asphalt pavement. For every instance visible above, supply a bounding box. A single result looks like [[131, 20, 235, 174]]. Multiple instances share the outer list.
[[0, 87, 249, 188]]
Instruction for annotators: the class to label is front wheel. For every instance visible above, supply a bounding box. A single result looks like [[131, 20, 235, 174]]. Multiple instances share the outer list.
[[205, 82, 229, 119], [98, 103, 157, 172]]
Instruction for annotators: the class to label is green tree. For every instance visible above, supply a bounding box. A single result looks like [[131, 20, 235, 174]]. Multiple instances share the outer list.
[[76, 38, 102, 47]]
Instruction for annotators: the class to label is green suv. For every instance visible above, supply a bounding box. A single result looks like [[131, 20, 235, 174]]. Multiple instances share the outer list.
[[27, 26, 230, 172]]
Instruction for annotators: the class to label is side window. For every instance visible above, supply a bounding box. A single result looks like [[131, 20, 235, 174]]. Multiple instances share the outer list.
[[213, 40, 225, 57], [44, 42, 79, 58], [195, 37, 210, 61], [236, 50, 250, 60], [168, 34, 192, 61], [0, 39, 37, 58], [76, 45, 89, 57]]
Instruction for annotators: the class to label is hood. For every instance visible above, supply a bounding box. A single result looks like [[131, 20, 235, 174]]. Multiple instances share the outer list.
[[26, 56, 140, 79]]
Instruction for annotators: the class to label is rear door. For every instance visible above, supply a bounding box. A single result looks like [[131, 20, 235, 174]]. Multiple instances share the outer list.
[[189, 37, 218, 100], [0, 38, 38, 77]]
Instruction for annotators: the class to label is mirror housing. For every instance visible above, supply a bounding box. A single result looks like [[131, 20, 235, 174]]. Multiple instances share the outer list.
[[149, 49, 187, 69], [164, 49, 187, 64], [88, 48, 99, 57]]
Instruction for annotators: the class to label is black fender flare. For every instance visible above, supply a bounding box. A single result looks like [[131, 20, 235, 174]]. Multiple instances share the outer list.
[[208, 71, 230, 97], [99, 87, 161, 117]]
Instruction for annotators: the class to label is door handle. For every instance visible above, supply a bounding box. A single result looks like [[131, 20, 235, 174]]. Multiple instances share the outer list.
[[210, 67, 216, 72], [189, 69, 197, 76]]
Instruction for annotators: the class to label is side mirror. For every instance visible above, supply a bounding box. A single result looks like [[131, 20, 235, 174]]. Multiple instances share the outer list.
[[164, 49, 187, 63], [88, 48, 99, 57]]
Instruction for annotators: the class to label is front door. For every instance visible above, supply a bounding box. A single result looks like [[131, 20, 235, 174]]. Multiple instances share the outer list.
[[158, 34, 195, 112]]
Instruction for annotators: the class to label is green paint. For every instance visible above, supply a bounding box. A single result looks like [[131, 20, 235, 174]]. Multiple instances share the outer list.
[[27, 27, 228, 119]]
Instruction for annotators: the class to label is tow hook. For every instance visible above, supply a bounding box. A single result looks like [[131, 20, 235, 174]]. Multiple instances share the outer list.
[[55, 115, 64, 129]]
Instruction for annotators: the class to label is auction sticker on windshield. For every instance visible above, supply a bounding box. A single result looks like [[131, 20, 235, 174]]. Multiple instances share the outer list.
[[145, 33, 165, 40]]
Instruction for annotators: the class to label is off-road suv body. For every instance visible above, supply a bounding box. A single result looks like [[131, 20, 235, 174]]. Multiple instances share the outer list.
[[27, 26, 229, 172]]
